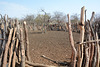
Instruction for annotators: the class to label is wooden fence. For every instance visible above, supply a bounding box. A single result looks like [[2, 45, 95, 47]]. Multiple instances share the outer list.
[[0, 14, 57, 67], [67, 6, 100, 67], [0, 6, 100, 67]]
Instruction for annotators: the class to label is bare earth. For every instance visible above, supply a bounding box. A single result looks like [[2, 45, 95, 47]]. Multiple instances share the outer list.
[[29, 31, 80, 66]]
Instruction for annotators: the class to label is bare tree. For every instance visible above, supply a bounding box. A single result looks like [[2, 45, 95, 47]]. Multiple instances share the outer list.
[[52, 11, 66, 24], [71, 13, 79, 23], [24, 15, 34, 24]]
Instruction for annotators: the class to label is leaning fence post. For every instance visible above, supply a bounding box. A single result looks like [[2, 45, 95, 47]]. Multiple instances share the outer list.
[[12, 38, 19, 67], [67, 14, 77, 67], [8, 28, 16, 67], [2, 28, 13, 67]]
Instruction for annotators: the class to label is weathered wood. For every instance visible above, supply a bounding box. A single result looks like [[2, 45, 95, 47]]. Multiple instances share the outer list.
[[85, 21, 91, 66], [96, 32, 99, 67], [12, 38, 19, 67], [85, 46, 89, 67], [92, 44, 97, 67], [0, 30, 2, 66], [89, 43, 95, 67], [15, 19, 21, 62], [0, 30, 3, 47], [2, 15, 7, 50], [16, 19, 20, 40], [20, 28, 25, 67], [85, 10, 87, 23], [18, 43, 21, 62], [0, 14, 3, 67], [25, 61, 56, 67], [77, 6, 85, 67], [8, 28, 16, 67], [77, 39, 100, 45], [23, 21, 31, 61], [2, 28, 13, 67], [0, 15, 3, 47], [89, 12, 96, 67], [67, 14, 77, 67], [88, 12, 95, 39]]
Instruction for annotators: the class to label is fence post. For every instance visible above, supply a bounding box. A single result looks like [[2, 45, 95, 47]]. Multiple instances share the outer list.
[[67, 14, 77, 67], [20, 28, 25, 67], [23, 21, 31, 61], [2, 28, 13, 67], [77, 6, 85, 67]]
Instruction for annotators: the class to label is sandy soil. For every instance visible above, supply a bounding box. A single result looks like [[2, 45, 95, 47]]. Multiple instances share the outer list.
[[28, 31, 80, 66]]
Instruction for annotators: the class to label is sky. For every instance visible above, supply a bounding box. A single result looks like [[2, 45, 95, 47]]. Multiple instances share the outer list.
[[0, 0, 100, 19]]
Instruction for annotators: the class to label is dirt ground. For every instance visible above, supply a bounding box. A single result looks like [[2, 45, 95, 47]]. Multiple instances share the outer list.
[[28, 31, 80, 66]]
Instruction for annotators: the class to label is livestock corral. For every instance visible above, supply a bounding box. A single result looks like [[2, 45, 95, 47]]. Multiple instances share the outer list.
[[0, 6, 100, 67]]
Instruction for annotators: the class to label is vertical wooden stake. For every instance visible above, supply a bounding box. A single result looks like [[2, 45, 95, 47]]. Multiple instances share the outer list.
[[8, 28, 16, 67], [77, 6, 85, 67], [85, 45, 89, 67], [12, 38, 19, 67], [2, 28, 13, 67], [96, 32, 99, 67], [20, 28, 25, 67], [67, 14, 77, 67], [2, 15, 7, 50], [23, 21, 31, 61]]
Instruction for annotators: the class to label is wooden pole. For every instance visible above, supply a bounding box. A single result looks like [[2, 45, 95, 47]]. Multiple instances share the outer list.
[[96, 32, 99, 67], [25, 61, 56, 67], [0, 15, 3, 46], [8, 28, 16, 67], [0, 30, 3, 47], [90, 43, 94, 67], [88, 12, 95, 39], [12, 38, 19, 67], [2, 28, 13, 67], [2, 15, 7, 50], [0, 14, 3, 67], [23, 21, 31, 61], [16, 19, 20, 40], [67, 14, 77, 67], [15, 19, 21, 62], [77, 6, 85, 67], [0, 30, 3, 67], [88, 12, 95, 67], [85, 10, 87, 23], [85, 45, 89, 67], [20, 28, 25, 67], [92, 43, 97, 67]]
